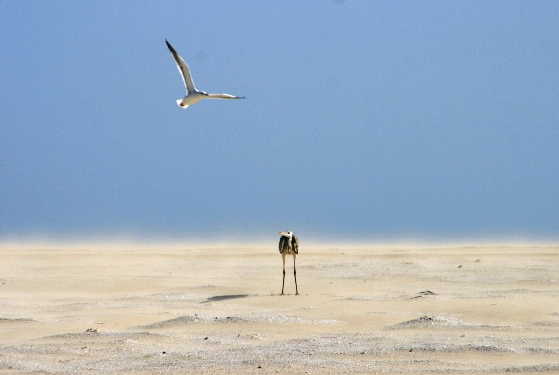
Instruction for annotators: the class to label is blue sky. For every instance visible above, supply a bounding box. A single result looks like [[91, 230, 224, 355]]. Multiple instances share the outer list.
[[1, 2, 558, 242]]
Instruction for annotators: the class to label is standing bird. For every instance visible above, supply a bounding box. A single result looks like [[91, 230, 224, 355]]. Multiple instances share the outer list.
[[165, 39, 245, 108], [278, 230, 299, 295]]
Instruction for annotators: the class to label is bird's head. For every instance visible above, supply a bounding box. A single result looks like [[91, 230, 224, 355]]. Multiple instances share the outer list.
[[278, 230, 293, 239], [176, 98, 189, 108]]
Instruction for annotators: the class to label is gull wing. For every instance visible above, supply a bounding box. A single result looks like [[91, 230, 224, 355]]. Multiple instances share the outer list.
[[206, 93, 245, 99], [165, 40, 196, 94]]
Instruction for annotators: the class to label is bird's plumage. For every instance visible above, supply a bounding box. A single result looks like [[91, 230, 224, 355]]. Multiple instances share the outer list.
[[165, 39, 245, 108], [279, 232, 298, 254], [278, 230, 299, 295], [166, 39, 196, 94]]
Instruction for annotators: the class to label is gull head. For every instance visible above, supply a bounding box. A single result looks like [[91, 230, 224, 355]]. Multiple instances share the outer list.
[[176, 99, 188, 108], [176, 94, 204, 108]]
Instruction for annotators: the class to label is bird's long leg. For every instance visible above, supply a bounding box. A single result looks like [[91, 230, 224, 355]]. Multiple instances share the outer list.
[[293, 253, 298, 295], [281, 253, 286, 295]]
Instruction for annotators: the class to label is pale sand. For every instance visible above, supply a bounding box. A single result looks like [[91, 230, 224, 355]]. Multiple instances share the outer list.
[[0, 242, 558, 374]]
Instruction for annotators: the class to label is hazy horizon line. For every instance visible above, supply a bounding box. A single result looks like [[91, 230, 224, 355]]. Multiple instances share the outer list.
[[1, 231, 558, 250]]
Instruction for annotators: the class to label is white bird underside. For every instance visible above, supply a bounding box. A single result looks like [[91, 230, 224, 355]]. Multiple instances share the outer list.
[[165, 39, 244, 108]]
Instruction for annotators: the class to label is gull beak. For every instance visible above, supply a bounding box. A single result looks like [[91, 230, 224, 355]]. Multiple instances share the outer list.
[[278, 231, 288, 236]]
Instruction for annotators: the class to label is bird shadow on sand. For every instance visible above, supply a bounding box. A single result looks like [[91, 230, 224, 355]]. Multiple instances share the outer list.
[[201, 294, 249, 304]]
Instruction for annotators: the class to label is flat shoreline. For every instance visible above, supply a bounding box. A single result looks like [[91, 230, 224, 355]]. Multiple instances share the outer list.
[[1, 242, 558, 374]]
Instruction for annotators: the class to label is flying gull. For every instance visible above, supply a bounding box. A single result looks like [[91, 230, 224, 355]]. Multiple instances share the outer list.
[[165, 39, 245, 108]]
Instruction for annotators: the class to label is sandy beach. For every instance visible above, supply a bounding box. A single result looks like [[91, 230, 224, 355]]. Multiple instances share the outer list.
[[0, 241, 558, 374]]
